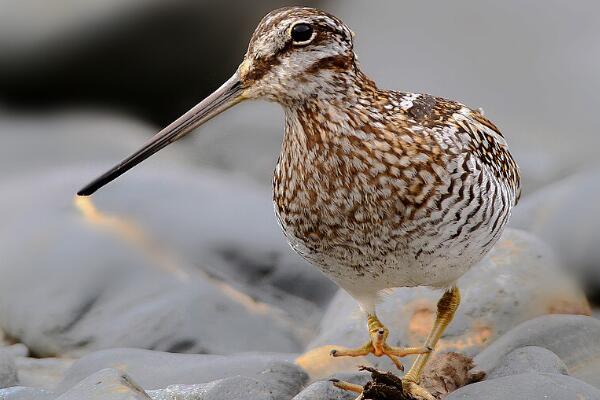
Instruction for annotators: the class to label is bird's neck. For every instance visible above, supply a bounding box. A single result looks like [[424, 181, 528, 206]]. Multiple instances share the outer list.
[[298, 66, 378, 105], [277, 69, 390, 192], [282, 68, 381, 148]]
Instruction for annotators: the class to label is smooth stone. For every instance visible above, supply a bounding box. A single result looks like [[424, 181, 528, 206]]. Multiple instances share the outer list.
[[304, 229, 590, 376], [191, 101, 285, 187], [475, 315, 600, 389], [58, 348, 300, 392], [2, 344, 28, 359], [146, 362, 307, 400], [292, 372, 370, 400], [56, 368, 150, 399], [446, 372, 600, 400], [486, 346, 568, 379], [86, 165, 336, 309], [0, 350, 18, 389], [510, 166, 600, 298], [0, 387, 55, 400], [292, 381, 357, 400], [0, 110, 189, 181], [0, 169, 310, 357], [0, 110, 333, 308], [15, 357, 75, 391]]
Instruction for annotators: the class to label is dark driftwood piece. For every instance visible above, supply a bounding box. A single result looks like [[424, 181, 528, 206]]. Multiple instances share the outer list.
[[338, 353, 486, 400], [360, 366, 414, 400]]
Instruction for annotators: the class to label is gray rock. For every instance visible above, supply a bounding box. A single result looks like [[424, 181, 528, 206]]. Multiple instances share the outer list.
[[1, 345, 28, 359], [0, 351, 18, 389], [510, 167, 600, 298], [446, 372, 600, 400], [0, 387, 55, 400], [87, 165, 335, 309], [146, 378, 277, 400], [146, 362, 307, 400], [191, 102, 285, 188], [475, 315, 600, 388], [58, 348, 300, 392], [56, 368, 150, 400], [0, 111, 187, 181], [0, 168, 315, 357], [486, 346, 568, 379], [0, 111, 331, 309], [15, 357, 74, 391], [292, 373, 370, 400], [147, 378, 284, 400], [292, 381, 355, 400], [304, 229, 589, 377]]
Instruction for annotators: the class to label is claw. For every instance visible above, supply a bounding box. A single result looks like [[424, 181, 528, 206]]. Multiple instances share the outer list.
[[385, 353, 405, 371]]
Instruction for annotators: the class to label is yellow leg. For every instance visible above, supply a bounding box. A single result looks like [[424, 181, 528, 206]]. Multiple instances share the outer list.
[[332, 288, 460, 400], [402, 286, 461, 399], [331, 314, 430, 371]]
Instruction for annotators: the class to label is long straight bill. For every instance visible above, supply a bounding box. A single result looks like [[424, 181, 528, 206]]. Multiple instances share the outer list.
[[77, 73, 244, 196]]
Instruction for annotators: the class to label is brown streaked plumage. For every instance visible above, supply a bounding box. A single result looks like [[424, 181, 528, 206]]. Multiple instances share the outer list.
[[78, 7, 520, 399]]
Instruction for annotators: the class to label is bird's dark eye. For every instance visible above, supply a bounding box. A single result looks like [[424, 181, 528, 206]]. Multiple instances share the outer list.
[[291, 23, 314, 44]]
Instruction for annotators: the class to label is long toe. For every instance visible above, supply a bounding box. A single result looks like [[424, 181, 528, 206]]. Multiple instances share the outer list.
[[384, 352, 405, 371], [330, 342, 372, 358]]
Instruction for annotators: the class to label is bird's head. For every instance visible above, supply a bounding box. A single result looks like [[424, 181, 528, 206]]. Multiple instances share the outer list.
[[77, 7, 357, 196], [239, 7, 356, 104]]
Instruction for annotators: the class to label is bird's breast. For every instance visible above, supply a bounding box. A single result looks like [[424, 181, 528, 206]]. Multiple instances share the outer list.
[[272, 129, 414, 263], [269, 94, 520, 290]]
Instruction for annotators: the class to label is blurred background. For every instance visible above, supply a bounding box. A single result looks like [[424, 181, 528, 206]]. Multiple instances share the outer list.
[[0, 0, 600, 395], [3, 0, 600, 192]]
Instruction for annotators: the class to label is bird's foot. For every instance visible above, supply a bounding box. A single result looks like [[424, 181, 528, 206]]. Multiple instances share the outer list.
[[330, 315, 431, 370]]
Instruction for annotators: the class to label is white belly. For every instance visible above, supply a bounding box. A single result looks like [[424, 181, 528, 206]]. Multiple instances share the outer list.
[[275, 170, 515, 299]]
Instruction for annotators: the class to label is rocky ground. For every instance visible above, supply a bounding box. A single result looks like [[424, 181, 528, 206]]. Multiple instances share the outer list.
[[0, 110, 598, 399], [1, 1, 600, 399]]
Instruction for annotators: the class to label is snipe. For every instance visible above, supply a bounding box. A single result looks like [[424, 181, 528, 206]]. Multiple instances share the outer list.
[[79, 7, 521, 400]]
